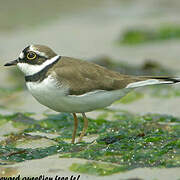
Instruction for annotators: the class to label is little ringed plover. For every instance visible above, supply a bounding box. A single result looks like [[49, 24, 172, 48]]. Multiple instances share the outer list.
[[4, 45, 180, 143]]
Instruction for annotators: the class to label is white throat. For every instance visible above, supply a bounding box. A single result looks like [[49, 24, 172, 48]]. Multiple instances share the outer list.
[[17, 55, 60, 76]]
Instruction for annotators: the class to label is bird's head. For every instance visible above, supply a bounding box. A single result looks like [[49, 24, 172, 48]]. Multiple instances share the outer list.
[[4, 45, 59, 75]]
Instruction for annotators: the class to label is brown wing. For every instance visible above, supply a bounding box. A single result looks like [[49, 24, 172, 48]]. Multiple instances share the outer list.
[[50, 56, 146, 95]]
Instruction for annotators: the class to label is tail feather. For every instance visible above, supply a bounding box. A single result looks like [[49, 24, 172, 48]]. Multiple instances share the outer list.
[[150, 77, 180, 84], [126, 76, 180, 88]]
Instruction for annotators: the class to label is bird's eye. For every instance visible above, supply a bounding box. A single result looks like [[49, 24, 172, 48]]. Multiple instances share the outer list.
[[27, 52, 37, 60]]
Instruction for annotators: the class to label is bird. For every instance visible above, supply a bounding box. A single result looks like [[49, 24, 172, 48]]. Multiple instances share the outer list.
[[4, 44, 180, 143]]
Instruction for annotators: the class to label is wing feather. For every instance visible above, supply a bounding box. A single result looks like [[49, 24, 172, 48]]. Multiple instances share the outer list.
[[50, 57, 180, 95]]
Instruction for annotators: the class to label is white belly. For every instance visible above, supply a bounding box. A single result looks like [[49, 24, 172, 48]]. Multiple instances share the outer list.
[[26, 76, 131, 113]]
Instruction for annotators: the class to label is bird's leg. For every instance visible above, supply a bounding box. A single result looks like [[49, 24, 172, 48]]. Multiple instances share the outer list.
[[72, 113, 78, 144], [78, 113, 88, 142]]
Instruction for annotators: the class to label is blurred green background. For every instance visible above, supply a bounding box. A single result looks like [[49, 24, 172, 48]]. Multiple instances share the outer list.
[[1, 0, 180, 116], [0, 0, 180, 178]]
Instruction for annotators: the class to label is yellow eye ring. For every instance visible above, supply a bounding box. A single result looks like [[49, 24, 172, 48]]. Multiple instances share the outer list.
[[27, 52, 37, 60]]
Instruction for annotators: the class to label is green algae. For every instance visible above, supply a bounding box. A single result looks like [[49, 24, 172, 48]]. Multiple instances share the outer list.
[[0, 111, 179, 175], [120, 25, 180, 45], [0, 113, 39, 131], [70, 162, 126, 176], [0, 142, 86, 162], [59, 111, 180, 173], [38, 113, 76, 138], [0, 118, 8, 126], [117, 91, 144, 104]]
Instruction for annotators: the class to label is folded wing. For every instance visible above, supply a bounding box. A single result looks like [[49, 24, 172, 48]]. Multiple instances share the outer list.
[[52, 57, 180, 95]]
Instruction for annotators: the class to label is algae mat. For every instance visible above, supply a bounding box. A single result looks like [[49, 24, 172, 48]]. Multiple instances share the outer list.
[[0, 110, 179, 177]]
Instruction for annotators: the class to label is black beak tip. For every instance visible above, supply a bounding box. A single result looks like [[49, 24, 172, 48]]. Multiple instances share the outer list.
[[4, 63, 11, 66], [4, 60, 18, 67]]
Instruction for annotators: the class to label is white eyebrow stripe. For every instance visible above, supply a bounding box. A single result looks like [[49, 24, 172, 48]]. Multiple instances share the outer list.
[[17, 55, 60, 76], [29, 45, 48, 58], [19, 52, 24, 59]]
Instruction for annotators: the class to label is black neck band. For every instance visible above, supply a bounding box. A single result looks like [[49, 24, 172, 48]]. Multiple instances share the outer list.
[[25, 56, 61, 82]]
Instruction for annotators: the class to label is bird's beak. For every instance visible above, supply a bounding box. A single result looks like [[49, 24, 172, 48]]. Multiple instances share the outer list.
[[4, 59, 18, 66]]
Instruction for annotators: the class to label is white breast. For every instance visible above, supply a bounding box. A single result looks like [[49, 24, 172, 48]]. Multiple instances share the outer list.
[[26, 75, 131, 113], [26, 75, 67, 111]]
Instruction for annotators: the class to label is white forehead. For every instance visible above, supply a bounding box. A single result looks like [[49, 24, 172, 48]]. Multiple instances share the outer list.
[[29, 45, 48, 58], [18, 45, 48, 59], [19, 52, 24, 59]]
